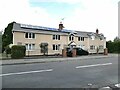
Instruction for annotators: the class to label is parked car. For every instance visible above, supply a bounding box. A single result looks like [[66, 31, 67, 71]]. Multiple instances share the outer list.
[[76, 48, 89, 56], [66, 47, 89, 57]]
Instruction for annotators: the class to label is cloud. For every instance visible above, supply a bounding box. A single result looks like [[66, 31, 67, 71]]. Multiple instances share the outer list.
[[63, 0, 118, 40], [0, 0, 57, 32], [0, 0, 119, 41]]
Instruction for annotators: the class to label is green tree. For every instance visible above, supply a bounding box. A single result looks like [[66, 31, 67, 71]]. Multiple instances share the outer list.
[[2, 22, 15, 53], [40, 43, 48, 55], [0, 32, 2, 53], [114, 36, 120, 42], [106, 37, 120, 53]]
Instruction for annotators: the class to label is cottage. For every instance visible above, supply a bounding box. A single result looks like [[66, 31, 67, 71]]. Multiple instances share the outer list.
[[12, 22, 106, 56]]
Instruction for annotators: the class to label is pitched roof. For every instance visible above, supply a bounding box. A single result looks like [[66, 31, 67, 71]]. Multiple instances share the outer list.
[[12, 22, 105, 38]]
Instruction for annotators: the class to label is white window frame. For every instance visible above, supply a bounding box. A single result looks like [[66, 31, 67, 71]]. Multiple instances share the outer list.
[[53, 35, 60, 40], [99, 45, 103, 50], [53, 44, 61, 51], [25, 32, 35, 39], [90, 45, 95, 50], [25, 44, 35, 51]]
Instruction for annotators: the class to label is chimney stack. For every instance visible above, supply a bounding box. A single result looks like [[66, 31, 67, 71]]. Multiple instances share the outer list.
[[58, 22, 64, 31], [96, 28, 99, 34]]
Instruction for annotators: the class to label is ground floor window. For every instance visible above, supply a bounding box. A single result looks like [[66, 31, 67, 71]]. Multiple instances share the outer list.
[[53, 44, 60, 50], [25, 44, 35, 50], [99, 45, 104, 50], [90, 45, 95, 50]]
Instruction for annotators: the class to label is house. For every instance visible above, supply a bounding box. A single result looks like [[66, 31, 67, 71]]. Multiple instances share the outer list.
[[12, 22, 106, 56]]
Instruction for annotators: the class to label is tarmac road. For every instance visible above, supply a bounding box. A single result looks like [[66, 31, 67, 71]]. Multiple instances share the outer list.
[[1, 56, 119, 89]]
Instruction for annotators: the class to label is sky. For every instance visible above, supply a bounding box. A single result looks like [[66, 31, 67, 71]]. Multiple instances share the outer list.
[[0, 0, 119, 41]]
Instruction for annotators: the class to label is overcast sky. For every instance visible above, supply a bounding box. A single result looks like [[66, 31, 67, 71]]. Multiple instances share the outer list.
[[0, 0, 119, 41]]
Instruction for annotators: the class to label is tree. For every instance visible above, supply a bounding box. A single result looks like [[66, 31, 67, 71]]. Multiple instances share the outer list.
[[2, 22, 15, 53], [0, 32, 2, 53], [106, 37, 120, 53], [40, 43, 48, 55], [114, 36, 120, 42]]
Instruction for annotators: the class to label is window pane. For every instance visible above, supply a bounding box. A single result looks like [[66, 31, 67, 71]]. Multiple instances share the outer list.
[[53, 35, 55, 40], [58, 35, 60, 40], [83, 37, 84, 41], [32, 44, 35, 50], [25, 44, 28, 50], [56, 45, 58, 50], [29, 44, 31, 50], [81, 37, 82, 41], [78, 37, 80, 41], [55, 35, 58, 40], [58, 44, 60, 50], [72, 36, 74, 40], [53, 44, 55, 50], [69, 36, 71, 41], [32, 33, 35, 38], [29, 33, 32, 38], [25, 33, 28, 38]]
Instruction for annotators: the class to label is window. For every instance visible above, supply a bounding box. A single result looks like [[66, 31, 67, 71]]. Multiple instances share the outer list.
[[99, 45, 103, 50], [53, 44, 60, 50], [69, 36, 71, 41], [32, 33, 35, 38], [69, 36, 74, 41], [78, 37, 80, 41], [53, 35, 60, 40], [81, 37, 84, 41], [90, 45, 95, 50], [25, 44, 35, 50], [58, 35, 60, 40], [53, 44, 55, 50], [25, 33, 28, 38], [53, 35, 55, 40], [25, 33, 35, 39], [78, 37, 84, 41]]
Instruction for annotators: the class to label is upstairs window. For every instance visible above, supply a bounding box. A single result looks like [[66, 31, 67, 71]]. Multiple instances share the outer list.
[[78, 37, 84, 41], [69, 36, 74, 41], [25, 32, 35, 39], [53, 35, 60, 40], [78, 37, 80, 41], [90, 45, 95, 50]]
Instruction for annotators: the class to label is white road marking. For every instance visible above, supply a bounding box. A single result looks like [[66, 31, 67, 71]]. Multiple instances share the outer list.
[[115, 84, 120, 87], [102, 86, 111, 89], [0, 69, 53, 77], [76, 63, 112, 69]]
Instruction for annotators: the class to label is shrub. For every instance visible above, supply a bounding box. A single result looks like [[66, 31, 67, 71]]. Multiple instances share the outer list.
[[11, 45, 26, 59], [5, 45, 11, 54]]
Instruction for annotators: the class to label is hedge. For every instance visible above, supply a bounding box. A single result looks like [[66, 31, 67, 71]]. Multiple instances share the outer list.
[[11, 45, 26, 59]]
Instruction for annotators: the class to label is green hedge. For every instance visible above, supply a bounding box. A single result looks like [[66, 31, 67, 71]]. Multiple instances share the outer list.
[[5, 45, 11, 54], [11, 45, 26, 59], [106, 41, 120, 53]]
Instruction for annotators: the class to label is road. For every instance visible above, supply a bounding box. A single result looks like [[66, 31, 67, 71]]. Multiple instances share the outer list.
[[1, 56, 119, 88]]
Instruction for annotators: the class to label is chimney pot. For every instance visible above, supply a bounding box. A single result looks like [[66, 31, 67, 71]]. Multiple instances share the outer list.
[[59, 22, 64, 30], [96, 29, 99, 34]]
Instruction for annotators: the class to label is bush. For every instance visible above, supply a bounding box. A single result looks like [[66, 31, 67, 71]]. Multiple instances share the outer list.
[[5, 45, 11, 54], [11, 45, 26, 59]]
